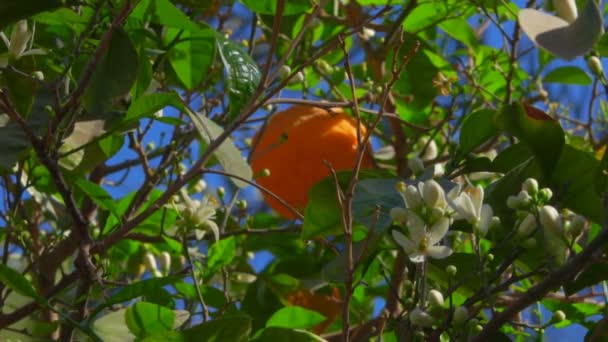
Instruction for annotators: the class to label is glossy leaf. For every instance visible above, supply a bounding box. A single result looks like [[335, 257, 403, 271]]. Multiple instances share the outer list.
[[266, 306, 326, 329], [0, 264, 39, 299], [459, 109, 499, 156], [439, 18, 478, 48], [241, 0, 312, 15], [0, 110, 47, 172], [74, 179, 118, 217], [82, 28, 138, 114], [166, 27, 216, 90], [216, 35, 261, 120], [141, 314, 251, 342], [543, 66, 591, 85], [130, 0, 199, 30], [205, 236, 236, 279], [493, 103, 564, 176], [253, 327, 327, 342], [5, 55, 38, 117], [125, 302, 175, 338], [186, 110, 253, 188]]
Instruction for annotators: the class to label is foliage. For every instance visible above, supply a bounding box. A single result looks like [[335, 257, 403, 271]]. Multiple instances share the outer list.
[[0, 0, 608, 341]]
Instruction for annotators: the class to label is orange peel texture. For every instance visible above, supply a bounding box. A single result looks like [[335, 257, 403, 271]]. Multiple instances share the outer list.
[[250, 105, 374, 219]]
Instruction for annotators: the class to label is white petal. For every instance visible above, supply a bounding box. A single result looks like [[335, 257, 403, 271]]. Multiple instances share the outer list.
[[21, 49, 46, 57], [447, 184, 461, 201], [405, 185, 422, 208], [195, 229, 206, 240], [392, 230, 416, 254], [205, 221, 220, 242], [553, 0, 578, 23], [407, 213, 426, 242], [408, 252, 426, 263], [450, 194, 477, 223], [0, 32, 9, 49], [477, 204, 494, 236], [421, 179, 445, 209], [427, 246, 453, 259], [470, 186, 484, 218], [428, 217, 450, 245]]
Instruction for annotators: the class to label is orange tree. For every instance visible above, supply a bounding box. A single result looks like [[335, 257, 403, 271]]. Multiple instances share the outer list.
[[0, 0, 607, 341]]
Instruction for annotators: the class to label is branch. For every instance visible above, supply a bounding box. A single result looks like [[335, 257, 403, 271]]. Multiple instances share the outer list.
[[472, 195, 608, 341]]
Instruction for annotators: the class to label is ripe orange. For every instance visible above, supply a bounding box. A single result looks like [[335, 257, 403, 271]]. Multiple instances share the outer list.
[[250, 105, 374, 219]]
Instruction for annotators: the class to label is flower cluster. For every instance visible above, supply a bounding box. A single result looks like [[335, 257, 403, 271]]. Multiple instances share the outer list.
[[508, 178, 587, 265], [390, 178, 498, 263]]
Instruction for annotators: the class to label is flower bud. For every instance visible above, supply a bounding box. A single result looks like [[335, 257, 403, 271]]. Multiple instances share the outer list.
[[143, 252, 161, 277], [395, 181, 407, 194], [279, 65, 291, 79], [217, 186, 225, 198], [506, 195, 521, 209], [522, 178, 539, 196], [361, 27, 376, 40], [259, 168, 271, 178], [568, 214, 586, 237], [405, 185, 422, 209], [421, 179, 444, 208], [410, 307, 435, 327], [517, 190, 532, 207], [422, 139, 438, 161], [553, 0, 578, 23], [452, 306, 469, 325], [408, 156, 425, 175], [389, 207, 408, 223], [517, 213, 537, 237], [32, 70, 44, 81], [446, 265, 457, 276], [540, 205, 564, 235], [587, 56, 604, 77], [159, 251, 171, 276], [551, 310, 566, 323], [237, 199, 248, 210], [288, 71, 305, 85], [428, 289, 444, 308], [473, 324, 484, 333], [538, 188, 553, 202], [194, 179, 207, 193]]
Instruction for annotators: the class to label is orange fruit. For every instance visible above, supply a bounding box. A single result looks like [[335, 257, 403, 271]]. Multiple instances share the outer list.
[[251, 105, 374, 219]]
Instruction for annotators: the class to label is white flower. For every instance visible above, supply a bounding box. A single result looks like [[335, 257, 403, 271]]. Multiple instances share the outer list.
[[452, 306, 469, 324], [159, 251, 171, 276], [175, 190, 219, 241], [0, 20, 45, 68], [422, 139, 438, 161], [449, 185, 494, 236], [361, 27, 376, 41], [389, 207, 408, 223], [410, 307, 435, 327], [392, 216, 452, 263], [143, 252, 161, 278]]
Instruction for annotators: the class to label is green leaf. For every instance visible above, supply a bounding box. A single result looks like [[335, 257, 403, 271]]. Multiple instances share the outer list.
[[0, 264, 39, 299], [186, 110, 253, 188], [0, 0, 62, 28], [253, 327, 327, 342], [166, 27, 216, 90], [551, 145, 603, 223], [543, 66, 592, 85], [439, 18, 478, 48], [352, 178, 404, 233], [141, 314, 251, 342], [125, 302, 175, 338], [266, 306, 326, 329], [74, 179, 119, 217], [130, 0, 199, 31], [205, 236, 236, 279], [125, 92, 184, 122], [216, 35, 261, 119], [4, 55, 38, 117], [241, 0, 312, 15], [403, 2, 448, 32], [82, 28, 138, 114], [0, 110, 47, 173], [493, 103, 564, 176], [459, 109, 499, 156]]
